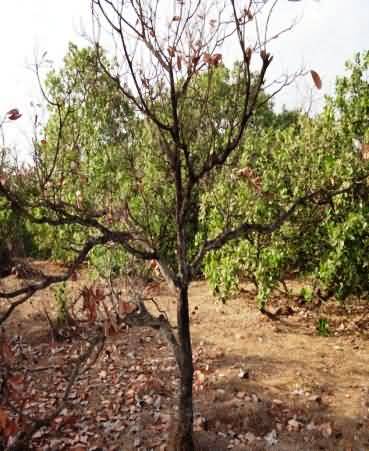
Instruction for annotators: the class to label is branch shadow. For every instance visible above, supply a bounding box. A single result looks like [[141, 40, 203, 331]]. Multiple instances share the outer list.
[[192, 349, 369, 451]]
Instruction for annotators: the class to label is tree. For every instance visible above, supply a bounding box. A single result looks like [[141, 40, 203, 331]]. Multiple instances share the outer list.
[[313, 51, 369, 300], [203, 51, 369, 307], [0, 1, 362, 449], [0, 110, 32, 276]]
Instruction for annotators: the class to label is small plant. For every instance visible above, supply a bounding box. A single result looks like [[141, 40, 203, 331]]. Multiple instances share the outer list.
[[53, 282, 69, 326], [299, 286, 314, 303], [316, 317, 330, 336]]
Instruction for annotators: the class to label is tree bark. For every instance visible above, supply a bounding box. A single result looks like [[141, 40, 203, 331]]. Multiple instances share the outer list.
[[169, 284, 194, 451], [0, 240, 13, 277]]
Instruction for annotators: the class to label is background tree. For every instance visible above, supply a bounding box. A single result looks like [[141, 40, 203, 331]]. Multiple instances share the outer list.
[[0, 111, 35, 276], [314, 51, 369, 299], [203, 52, 369, 306]]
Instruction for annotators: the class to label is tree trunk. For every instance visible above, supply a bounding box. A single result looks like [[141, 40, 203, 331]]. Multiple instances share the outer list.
[[169, 284, 195, 451], [0, 240, 13, 277]]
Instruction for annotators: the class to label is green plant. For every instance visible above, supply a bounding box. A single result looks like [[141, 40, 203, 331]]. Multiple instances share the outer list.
[[316, 318, 330, 336], [53, 282, 69, 326], [299, 287, 314, 303]]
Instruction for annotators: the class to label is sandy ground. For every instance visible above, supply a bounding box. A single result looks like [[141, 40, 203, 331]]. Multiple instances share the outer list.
[[0, 264, 368, 450]]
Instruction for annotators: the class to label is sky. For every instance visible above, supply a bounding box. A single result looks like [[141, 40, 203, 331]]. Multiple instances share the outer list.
[[1, 0, 369, 158]]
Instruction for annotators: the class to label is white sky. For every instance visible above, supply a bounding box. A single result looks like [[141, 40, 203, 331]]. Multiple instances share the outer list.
[[1, 0, 369, 157]]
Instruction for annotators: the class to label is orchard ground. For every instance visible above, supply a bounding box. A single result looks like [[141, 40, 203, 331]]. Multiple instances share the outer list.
[[1, 260, 368, 451]]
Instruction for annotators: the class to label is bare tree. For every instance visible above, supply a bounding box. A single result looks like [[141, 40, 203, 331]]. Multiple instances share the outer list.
[[84, 2, 298, 447]]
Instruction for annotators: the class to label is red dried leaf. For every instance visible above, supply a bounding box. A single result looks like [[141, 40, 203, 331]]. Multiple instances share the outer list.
[[8, 112, 22, 120], [119, 300, 138, 315], [4, 419, 18, 439], [245, 47, 252, 64], [0, 408, 9, 430], [0, 339, 14, 363], [6, 108, 19, 116], [203, 53, 211, 64], [7, 109, 22, 120], [53, 414, 79, 431], [7, 374, 25, 391], [81, 287, 97, 322], [192, 55, 200, 66], [0, 408, 18, 441], [168, 47, 176, 58], [310, 70, 322, 89], [203, 53, 222, 67], [211, 53, 222, 66]]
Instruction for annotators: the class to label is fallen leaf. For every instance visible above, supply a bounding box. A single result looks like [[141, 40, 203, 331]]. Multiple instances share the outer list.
[[287, 417, 303, 432], [264, 429, 278, 446], [0, 408, 9, 430], [318, 422, 333, 438], [238, 368, 249, 379], [245, 431, 256, 442]]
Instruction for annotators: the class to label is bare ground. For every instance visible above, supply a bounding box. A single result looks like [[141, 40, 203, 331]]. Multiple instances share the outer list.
[[1, 264, 368, 451]]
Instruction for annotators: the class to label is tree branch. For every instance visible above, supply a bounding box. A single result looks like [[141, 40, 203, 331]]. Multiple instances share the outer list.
[[191, 174, 369, 271]]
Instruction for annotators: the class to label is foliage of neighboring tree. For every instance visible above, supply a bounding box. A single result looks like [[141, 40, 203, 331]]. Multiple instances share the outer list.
[[0, 118, 38, 274], [30, 44, 136, 264], [327, 50, 369, 145], [314, 51, 369, 300], [203, 52, 369, 305]]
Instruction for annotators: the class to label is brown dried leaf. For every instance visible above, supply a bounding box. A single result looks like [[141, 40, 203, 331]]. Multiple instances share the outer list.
[[361, 143, 369, 160], [0, 338, 13, 363], [203, 53, 222, 67], [192, 55, 200, 67], [318, 422, 333, 438], [245, 47, 252, 64], [310, 70, 322, 89], [4, 419, 17, 440], [7, 374, 25, 392], [177, 54, 182, 71], [0, 408, 9, 430], [211, 53, 222, 66], [168, 47, 176, 58], [0, 409, 18, 441]]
